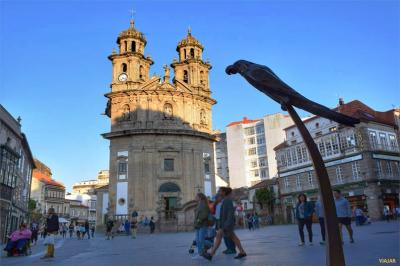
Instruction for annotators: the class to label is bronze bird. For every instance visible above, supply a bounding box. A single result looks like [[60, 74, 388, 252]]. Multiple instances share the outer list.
[[226, 60, 360, 127]]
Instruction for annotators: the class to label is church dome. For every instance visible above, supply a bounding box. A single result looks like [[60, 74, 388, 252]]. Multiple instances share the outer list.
[[176, 28, 203, 52], [117, 19, 146, 45]]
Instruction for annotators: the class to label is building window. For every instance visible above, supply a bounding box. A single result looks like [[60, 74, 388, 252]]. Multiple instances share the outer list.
[[315, 122, 320, 128], [284, 177, 289, 188], [376, 160, 382, 178], [296, 146, 302, 163], [247, 137, 255, 145], [386, 161, 393, 176], [244, 127, 255, 136], [369, 131, 378, 148], [261, 169, 267, 178], [286, 150, 292, 166], [318, 142, 326, 157], [131, 41, 136, 52], [325, 139, 333, 156], [352, 161, 361, 180], [256, 124, 264, 134], [183, 70, 188, 83], [118, 162, 127, 175], [247, 147, 257, 156], [388, 134, 397, 150], [329, 126, 337, 132], [257, 136, 265, 145], [122, 63, 127, 73], [252, 169, 259, 177], [332, 136, 339, 154], [164, 159, 174, 171], [301, 146, 308, 162], [291, 148, 297, 164], [307, 172, 313, 186], [258, 146, 266, 155], [336, 166, 343, 183], [315, 131, 322, 137], [296, 175, 301, 189], [250, 160, 257, 168], [259, 157, 267, 167], [190, 48, 195, 58]]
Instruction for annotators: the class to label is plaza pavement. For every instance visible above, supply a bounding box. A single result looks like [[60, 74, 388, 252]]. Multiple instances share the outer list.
[[1, 221, 399, 266]]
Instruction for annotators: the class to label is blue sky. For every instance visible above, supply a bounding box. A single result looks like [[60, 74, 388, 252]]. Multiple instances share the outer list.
[[1, 0, 399, 191]]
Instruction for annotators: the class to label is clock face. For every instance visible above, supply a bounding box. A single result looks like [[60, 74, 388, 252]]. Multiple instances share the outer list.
[[118, 73, 128, 82]]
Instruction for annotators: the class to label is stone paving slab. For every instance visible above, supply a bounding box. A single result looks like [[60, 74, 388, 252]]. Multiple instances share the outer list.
[[1, 221, 399, 266]]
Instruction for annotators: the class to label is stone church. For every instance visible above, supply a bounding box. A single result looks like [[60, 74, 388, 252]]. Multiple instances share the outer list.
[[101, 19, 217, 231]]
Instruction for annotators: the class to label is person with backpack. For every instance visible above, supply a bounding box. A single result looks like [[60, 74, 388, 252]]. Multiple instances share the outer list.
[[193, 193, 211, 259], [149, 217, 155, 234]]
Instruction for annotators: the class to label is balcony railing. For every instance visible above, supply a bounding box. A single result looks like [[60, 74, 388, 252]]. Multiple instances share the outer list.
[[377, 174, 400, 180]]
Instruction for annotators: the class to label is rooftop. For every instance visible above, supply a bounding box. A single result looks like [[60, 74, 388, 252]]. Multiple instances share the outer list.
[[227, 117, 262, 127]]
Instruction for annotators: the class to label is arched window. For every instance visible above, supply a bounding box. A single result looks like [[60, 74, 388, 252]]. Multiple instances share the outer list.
[[183, 70, 188, 83], [184, 49, 187, 59], [163, 103, 173, 119], [124, 41, 127, 52], [131, 41, 136, 52], [122, 63, 127, 73], [139, 65, 144, 79], [200, 71, 205, 85], [190, 48, 195, 58]]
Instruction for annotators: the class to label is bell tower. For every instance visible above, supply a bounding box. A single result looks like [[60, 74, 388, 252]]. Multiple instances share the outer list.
[[171, 28, 212, 94], [108, 19, 154, 91]]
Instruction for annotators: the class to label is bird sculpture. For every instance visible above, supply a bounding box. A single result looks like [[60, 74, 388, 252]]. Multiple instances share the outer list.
[[226, 60, 360, 127]]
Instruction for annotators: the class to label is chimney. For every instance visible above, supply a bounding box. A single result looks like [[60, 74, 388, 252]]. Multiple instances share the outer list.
[[339, 97, 344, 106]]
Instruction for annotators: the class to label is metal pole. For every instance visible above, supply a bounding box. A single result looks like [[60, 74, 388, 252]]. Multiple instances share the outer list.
[[284, 104, 345, 266]]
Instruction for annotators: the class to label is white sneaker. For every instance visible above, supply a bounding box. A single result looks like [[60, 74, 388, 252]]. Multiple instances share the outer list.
[[191, 255, 203, 260], [298, 242, 305, 246], [309, 242, 313, 246]]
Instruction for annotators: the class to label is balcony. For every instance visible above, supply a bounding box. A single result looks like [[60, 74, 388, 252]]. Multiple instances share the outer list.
[[370, 143, 399, 153], [377, 174, 400, 181]]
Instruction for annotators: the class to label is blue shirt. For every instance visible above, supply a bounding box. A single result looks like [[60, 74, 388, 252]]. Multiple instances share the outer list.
[[334, 197, 352, 218], [315, 200, 324, 218], [215, 202, 222, 220]]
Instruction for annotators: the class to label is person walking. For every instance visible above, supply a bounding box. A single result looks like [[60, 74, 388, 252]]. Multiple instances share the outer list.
[[192, 193, 211, 259], [203, 187, 247, 261], [68, 223, 74, 238], [30, 222, 39, 245], [90, 225, 95, 238], [131, 217, 138, 239], [149, 217, 155, 234], [214, 193, 236, 255], [383, 206, 391, 222], [315, 199, 325, 245], [124, 219, 130, 236], [80, 224, 86, 239], [84, 221, 90, 239], [61, 224, 67, 238], [106, 219, 114, 240], [253, 213, 260, 229], [75, 224, 81, 240], [41, 207, 59, 259], [247, 214, 254, 231], [295, 193, 314, 246], [334, 189, 354, 243]]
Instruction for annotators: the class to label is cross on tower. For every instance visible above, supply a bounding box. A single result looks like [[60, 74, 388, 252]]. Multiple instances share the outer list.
[[129, 9, 136, 20]]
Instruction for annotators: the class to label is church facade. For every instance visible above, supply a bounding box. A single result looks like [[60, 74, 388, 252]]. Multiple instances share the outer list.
[[102, 19, 217, 230]]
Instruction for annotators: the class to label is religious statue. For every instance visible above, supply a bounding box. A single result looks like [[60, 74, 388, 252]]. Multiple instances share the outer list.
[[163, 65, 170, 83], [121, 104, 130, 121], [226, 59, 355, 266], [163, 103, 173, 119]]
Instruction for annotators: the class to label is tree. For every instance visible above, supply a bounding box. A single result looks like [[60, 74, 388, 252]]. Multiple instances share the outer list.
[[255, 187, 275, 214], [28, 199, 37, 211]]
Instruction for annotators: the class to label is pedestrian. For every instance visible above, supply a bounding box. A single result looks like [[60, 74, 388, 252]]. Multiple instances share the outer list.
[[106, 219, 114, 240], [75, 224, 81, 240], [295, 193, 314, 246], [84, 221, 90, 239], [61, 224, 67, 238], [118, 222, 125, 233], [203, 187, 247, 261], [253, 213, 260, 229], [124, 219, 130, 236], [247, 214, 254, 231], [334, 189, 354, 243], [383, 206, 391, 222], [68, 223, 74, 238], [355, 207, 364, 226], [131, 217, 138, 239], [41, 207, 59, 259], [214, 193, 236, 255], [315, 198, 325, 245], [30, 222, 39, 245], [149, 217, 155, 234], [80, 224, 86, 239], [90, 225, 95, 238], [192, 193, 211, 259]]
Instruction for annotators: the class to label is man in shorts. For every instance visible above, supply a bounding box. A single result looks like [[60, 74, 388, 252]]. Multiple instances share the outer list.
[[334, 189, 354, 243]]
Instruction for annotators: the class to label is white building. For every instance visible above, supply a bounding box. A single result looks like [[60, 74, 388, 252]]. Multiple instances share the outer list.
[[214, 132, 229, 189], [226, 113, 293, 188]]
